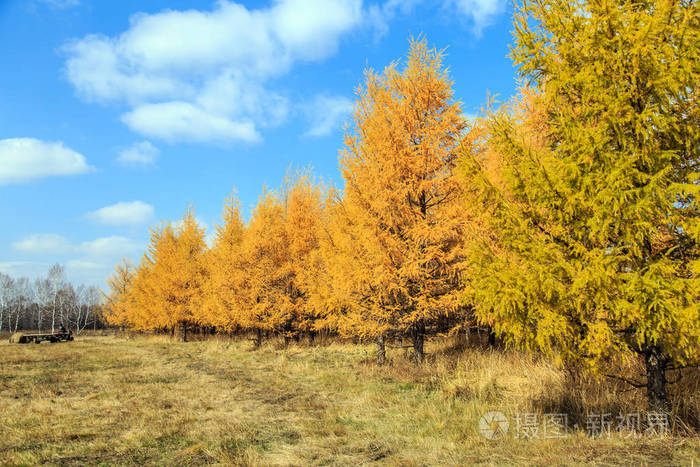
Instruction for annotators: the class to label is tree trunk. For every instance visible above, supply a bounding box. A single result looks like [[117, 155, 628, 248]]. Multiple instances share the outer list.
[[645, 345, 670, 412], [376, 334, 386, 366], [182, 322, 188, 342], [412, 321, 425, 364], [456, 326, 469, 348], [487, 326, 497, 347], [255, 328, 263, 349]]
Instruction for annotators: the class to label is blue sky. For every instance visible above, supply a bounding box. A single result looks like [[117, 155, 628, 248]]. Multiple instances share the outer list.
[[0, 0, 518, 287]]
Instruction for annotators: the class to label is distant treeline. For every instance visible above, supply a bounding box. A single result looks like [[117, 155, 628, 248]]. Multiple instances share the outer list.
[[0, 264, 105, 334]]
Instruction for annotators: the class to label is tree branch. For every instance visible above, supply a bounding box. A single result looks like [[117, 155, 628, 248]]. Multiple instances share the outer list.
[[603, 373, 646, 389]]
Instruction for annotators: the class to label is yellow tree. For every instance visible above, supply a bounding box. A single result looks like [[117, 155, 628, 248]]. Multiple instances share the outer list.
[[461, 0, 699, 410], [237, 190, 289, 346], [234, 176, 325, 346], [127, 210, 207, 340], [103, 258, 134, 329], [335, 39, 469, 364], [282, 172, 324, 341], [198, 195, 246, 332], [170, 209, 208, 341], [131, 223, 177, 333], [306, 189, 371, 343]]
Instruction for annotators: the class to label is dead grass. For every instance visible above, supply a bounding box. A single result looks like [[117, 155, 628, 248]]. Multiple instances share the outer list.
[[0, 334, 698, 466]]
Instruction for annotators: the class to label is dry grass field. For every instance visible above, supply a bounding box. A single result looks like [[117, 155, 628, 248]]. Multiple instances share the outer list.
[[1, 333, 699, 466]]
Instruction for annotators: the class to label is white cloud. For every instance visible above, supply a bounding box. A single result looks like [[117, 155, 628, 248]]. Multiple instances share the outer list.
[[12, 233, 142, 258], [121, 102, 261, 143], [63, 0, 363, 144], [271, 0, 363, 61], [0, 138, 93, 185], [65, 260, 103, 270], [304, 95, 354, 137], [78, 236, 142, 258], [195, 72, 289, 128], [367, 0, 424, 39], [5, 236, 144, 287], [450, 0, 505, 33], [1, 260, 106, 287], [64, 34, 188, 104], [369, 0, 505, 37], [0, 262, 50, 280], [87, 201, 154, 226], [117, 141, 159, 166], [12, 234, 74, 255], [9, 234, 144, 285]]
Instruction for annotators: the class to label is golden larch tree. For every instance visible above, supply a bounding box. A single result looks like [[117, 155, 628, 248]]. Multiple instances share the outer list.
[[198, 195, 246, 332], [130, 224, 177, 332], [236, 190, 289, 346], [170, 209, 208, 341], [103, 258, 134, 329], [335, 38, 469, 363], [281, 172, 324, 341], [461, 0, 699, 410], [127, 210, 207, 340]]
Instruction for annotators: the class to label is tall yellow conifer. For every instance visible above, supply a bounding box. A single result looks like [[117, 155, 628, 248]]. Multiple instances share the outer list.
[[237, 190, 289, 346], [335, 38, 469, 363], [146, 224, 178, 332], [461, 0, 699, 410], [199, 195, 246, 332], [281, 172, 324, 340], [103, 259, 134, 329], [127, 210, 207, 340], [170, 209, 208, 340]]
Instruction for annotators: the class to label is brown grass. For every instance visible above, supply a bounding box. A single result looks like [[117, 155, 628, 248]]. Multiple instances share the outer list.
[[0, 334, 698, 465]]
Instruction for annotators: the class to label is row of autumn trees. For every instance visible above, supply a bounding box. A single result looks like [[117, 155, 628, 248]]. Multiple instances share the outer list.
[[105, 39, 470, 359], [105, 0, 699, 411]]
